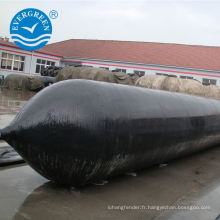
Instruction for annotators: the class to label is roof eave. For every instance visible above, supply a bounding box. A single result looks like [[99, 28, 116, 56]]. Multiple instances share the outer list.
[[61, 56, 220, 74], [0, 42, 63, 58]]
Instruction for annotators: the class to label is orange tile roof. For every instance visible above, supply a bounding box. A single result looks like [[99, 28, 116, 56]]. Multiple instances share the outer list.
[[2, 38, 220, 71], [44, 39, 220, 71]]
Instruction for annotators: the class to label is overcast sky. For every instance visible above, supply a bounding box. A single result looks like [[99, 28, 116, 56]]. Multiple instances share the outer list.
[[1, 0, 220, 46]]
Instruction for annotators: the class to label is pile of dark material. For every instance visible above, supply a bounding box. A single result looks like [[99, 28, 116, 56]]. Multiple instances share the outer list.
[[41, 65, 140, 85], [0, 145, 24, 166], [136, 75, 220, 99], [2, 74, 44, 92], [2, 74, 54, 92], [41, 66, 63, 77], [55, 66, 138, 85], [1, 66, 140, 94]]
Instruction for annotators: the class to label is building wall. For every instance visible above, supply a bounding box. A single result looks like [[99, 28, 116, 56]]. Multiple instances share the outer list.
[[1, 43, 220, 86], [61, 58, 220, 86], [0, 45, 60, 78]]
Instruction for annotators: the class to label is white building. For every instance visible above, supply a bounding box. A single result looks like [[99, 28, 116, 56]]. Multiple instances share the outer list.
[[0, 38, 61, 78], [1, 38, 220, 86]]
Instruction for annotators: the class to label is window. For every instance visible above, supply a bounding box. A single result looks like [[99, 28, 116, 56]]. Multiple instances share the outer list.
[[1, 52, 25, 71], [35, 59, 55, 74], [156, 73, 168, 76], [168, 74, 177, 78], [134, 70, 145, 77], [202, 78, 217, 86], [83, 65, 93, 67], [113, 68, 127, 73], [156, 73, 177, 77], [100, 67, 109, 70], [180, 76, 193, 80]]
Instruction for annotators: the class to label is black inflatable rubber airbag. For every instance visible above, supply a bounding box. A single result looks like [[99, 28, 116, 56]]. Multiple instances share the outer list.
[[1, 79, 220, 186], [0, 145, 24, 166]]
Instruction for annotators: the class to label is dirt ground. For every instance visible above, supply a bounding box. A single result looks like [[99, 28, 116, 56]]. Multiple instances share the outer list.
[[0, 90, 220, 220]]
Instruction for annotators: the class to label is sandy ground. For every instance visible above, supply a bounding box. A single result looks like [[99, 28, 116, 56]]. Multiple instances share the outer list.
[[1, 90, 220, 220]]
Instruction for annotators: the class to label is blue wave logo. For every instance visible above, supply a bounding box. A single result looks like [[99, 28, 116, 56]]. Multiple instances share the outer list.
[[10, 8, 52, 51]]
